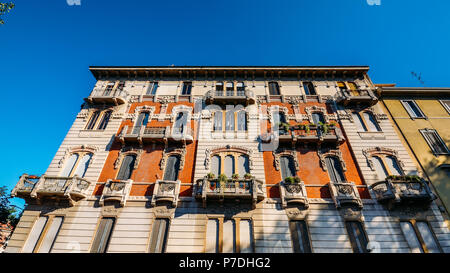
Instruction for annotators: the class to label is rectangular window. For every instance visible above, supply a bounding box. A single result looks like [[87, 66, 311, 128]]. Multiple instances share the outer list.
[[345, 221, 368, 253], [149, 218, 170, 253], [91, 217, 115, 253], [22, 216, 64, 253], [289, 220, 312, 253], [97, 111, 112, 130], [440, 100, 450, 114], [181, 82, 192, 95], [420, 129, 449, 155], [303, 82, 316, 95], [205, 218, 253, 253], [104, 82, 115, 96], [402, 100, 426, 118], [146, 82, 158, 95], [400, 221, 441, 253], [268, 82, 280, 95]]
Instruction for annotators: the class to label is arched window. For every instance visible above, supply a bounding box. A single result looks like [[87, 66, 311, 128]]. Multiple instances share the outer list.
[[225, 110, 235, 131], [211, 155, 221, 177], [163, 155, 181, 181], [238, 155, 250, 176], [280, 156, 296, 180], [236, 82, 245, 95], [216, 82, 224, 91], [325, 156, 346, 183], [97, 111, 112, 130], [117, 154, 136, 180], [273, 111, 287, 124], [352, 112, 368, 132], [373, 156, 389, 180], [73, 153, 93, 178], [385, 156, 402, 176], [61, 154, 79, 177], [224, 155, 235, 177], [311, 112, 325, 125], [86, 111, 100, 130], [226, 82, 234, 96], [174, 111, 188, 134], [362, 112, 381, 132], [133, 112, 150, 134], [237, 110, 247, 131]]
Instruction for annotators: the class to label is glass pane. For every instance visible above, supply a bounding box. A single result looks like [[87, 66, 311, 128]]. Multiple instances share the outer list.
[[61, 154, 79, 177], [211, 155, 221, 177], [214, 111, 223, 131], [237, 111, 247, 131], [304, 82, 316, 95], [363, 112, 380, 132], [416, 222, 440, 253], [269, 82, 279, 95], [73, 153, 92, 178], [38, 217, 63, 253], [225, 110, 235, 131], [404, 101, 423, 118], [224, 155, 235, 177], [239, 220, 253, 253], [86, 111, 100, 130], [22, 217, 48, 253], [238, 155, 250, 177], [400, 222, 423, 253], [385, 156, 402, 176], [326, 157, 345, 183], [352, 112, 368, 132], [97, 111, 112, 130], [223, 219, 236, 253], [373, 156, 389, 180], [206, 219, 219, 253], [163, 155, 180, 181]]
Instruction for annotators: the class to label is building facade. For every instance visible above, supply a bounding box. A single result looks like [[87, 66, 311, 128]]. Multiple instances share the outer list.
[[379, 87, 450, 226], [5, 66, 450, 253]]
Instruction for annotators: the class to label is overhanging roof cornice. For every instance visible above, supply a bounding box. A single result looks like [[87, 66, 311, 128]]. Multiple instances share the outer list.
[[380, 87, 450, 97]]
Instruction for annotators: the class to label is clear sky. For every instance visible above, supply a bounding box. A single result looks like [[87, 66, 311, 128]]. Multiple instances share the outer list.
[[1, 0, 450, 209]]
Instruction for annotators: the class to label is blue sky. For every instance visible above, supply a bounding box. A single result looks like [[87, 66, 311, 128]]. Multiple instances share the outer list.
[[1, 0, 450, 209]]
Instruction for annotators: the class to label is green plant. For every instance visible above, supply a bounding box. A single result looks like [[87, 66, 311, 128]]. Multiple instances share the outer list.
[[244, 173, 252, 179], [207, 173, 215, 180], [232, 173, 239, 180], [294, 176, 301, 184], [218, 174, 228, 182], [319, 122, 329, 134], [284, 176, 295, 184]]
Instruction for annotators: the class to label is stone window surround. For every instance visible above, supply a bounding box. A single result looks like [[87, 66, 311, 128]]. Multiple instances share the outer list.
[[341, 107, 388, 124], [317, 149, 347, 172], [273, 149, 300, 172], [58, 145, 98, 171], [362, 147, 405, 175], [204, 145, 254, 171], [160, 146, 187, 171], [114, 147, 143, 170]]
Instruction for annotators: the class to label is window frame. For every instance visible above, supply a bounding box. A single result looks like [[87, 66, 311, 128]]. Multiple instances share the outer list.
[[345, 221, 369, 253], [289, 220, 313, 253], [400, 220, 442, 253], [303, 81, 316, 95], [22, 215, 64, 253], [61, 152, 93, 178], [213, 109, 247, 132], [148, 218, 170, 253], [371, 154, 404, 179], [90, 217, 115, 253], [205, 217, 255, 253], [420, 128, 450, 155], [268, 81, 280, 95], [181, 81, 192, 95], [401, 100, 426, 119], [439, 99, 450, 114], [85, 110, 112, 131], [211, 152, 251, 177]]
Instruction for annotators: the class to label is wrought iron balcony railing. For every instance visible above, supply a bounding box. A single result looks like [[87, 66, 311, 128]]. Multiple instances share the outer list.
[[11, 174, 91, 206], [117, 125, 193, 144], [371, 176, 435, 208], [261, 125, 345, 144], [84, 87, 129, 105], [195, 176, 264, 209], [336, 89, 378, 106], [151, 180, 181, 207]]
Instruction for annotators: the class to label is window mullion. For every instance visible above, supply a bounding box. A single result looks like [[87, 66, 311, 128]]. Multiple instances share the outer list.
[[411, 220, 429, 253]]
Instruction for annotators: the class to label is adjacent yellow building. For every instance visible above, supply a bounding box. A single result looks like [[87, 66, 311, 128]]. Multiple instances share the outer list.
[[380, 87, 450, 223]]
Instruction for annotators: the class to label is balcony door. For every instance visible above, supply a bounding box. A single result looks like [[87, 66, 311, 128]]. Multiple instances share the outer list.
[[133, 112, 149, 135]]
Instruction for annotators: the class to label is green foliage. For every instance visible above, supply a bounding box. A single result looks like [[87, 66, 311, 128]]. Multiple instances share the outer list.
[[232, 173, 239, 180], [284, 176, 295, 184], [0, 185, 20, 227], [218, 174, 228, 182], [207, 173, 215, 180], [0, 2, 15, 25], [244, 173, 252, 179]]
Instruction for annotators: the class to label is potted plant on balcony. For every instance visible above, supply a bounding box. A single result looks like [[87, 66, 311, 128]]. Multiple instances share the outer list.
[[232, 173, 239, 181], [318, 122, 329, 135], [244, 173, 253, 180], [207, 173, 215, 180]]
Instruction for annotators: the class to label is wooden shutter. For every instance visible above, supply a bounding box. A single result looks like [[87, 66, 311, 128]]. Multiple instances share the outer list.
[[205, 219, 219, 253], [211, 155, 221, 177], [385, 156, 402, 176], [372, 156, 389, 181], [22, 217, 48, 253], [225, 110, 235, 131], [362, 112, 380, 132], [132, 112, 147, 134], [280, 156, 295, 180], [91, 218, 115, 253], [237, 111, 247, 131], [149, 218, 169, 253], [116, 155, 136, 180], [400, 221, 423, 253], [416, 222, 441, 253], [325, 157, 346, 183], [224, 155, 235, 177], [61, 154, 79, 177], [345, 221, 368, 253], [239, 219, 254, 253], [352, 112, 368, 132], [214, 111, 223, 131], [38, 217, 64, 253], [223, 219, 236, 253], [163, 155, 180, 181]]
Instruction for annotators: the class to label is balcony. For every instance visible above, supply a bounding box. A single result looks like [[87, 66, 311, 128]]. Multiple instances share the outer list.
[[204, 90, 256, 105], [117, 125, 193, 145], [328, 181, 363, 209], [151, 180, 181, 207], [336, 89, 378, 106], [371, 176, 435, 207], [84, 88, 128, 105], [279, 179, 309, 209], [99, 179, 132, 207], [195, 176, 265, 209], [11, 174, 92, 206], [261, 124, 345, 144]]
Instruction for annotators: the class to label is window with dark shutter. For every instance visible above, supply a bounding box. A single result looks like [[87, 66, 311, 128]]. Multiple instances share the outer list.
[[116, 154, 136, 180], [182, 82, 192, 95], [268, 82, 280, 95], [91, 217, 115, 253], [149, 218, 170, 253], [86, 111, 100, 130], [345, 221, 368, 253], [163, 155, 181, 181], [280, 156, 296, 180], [289, 220, 312, 253], [325, 156, 346, 183]]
